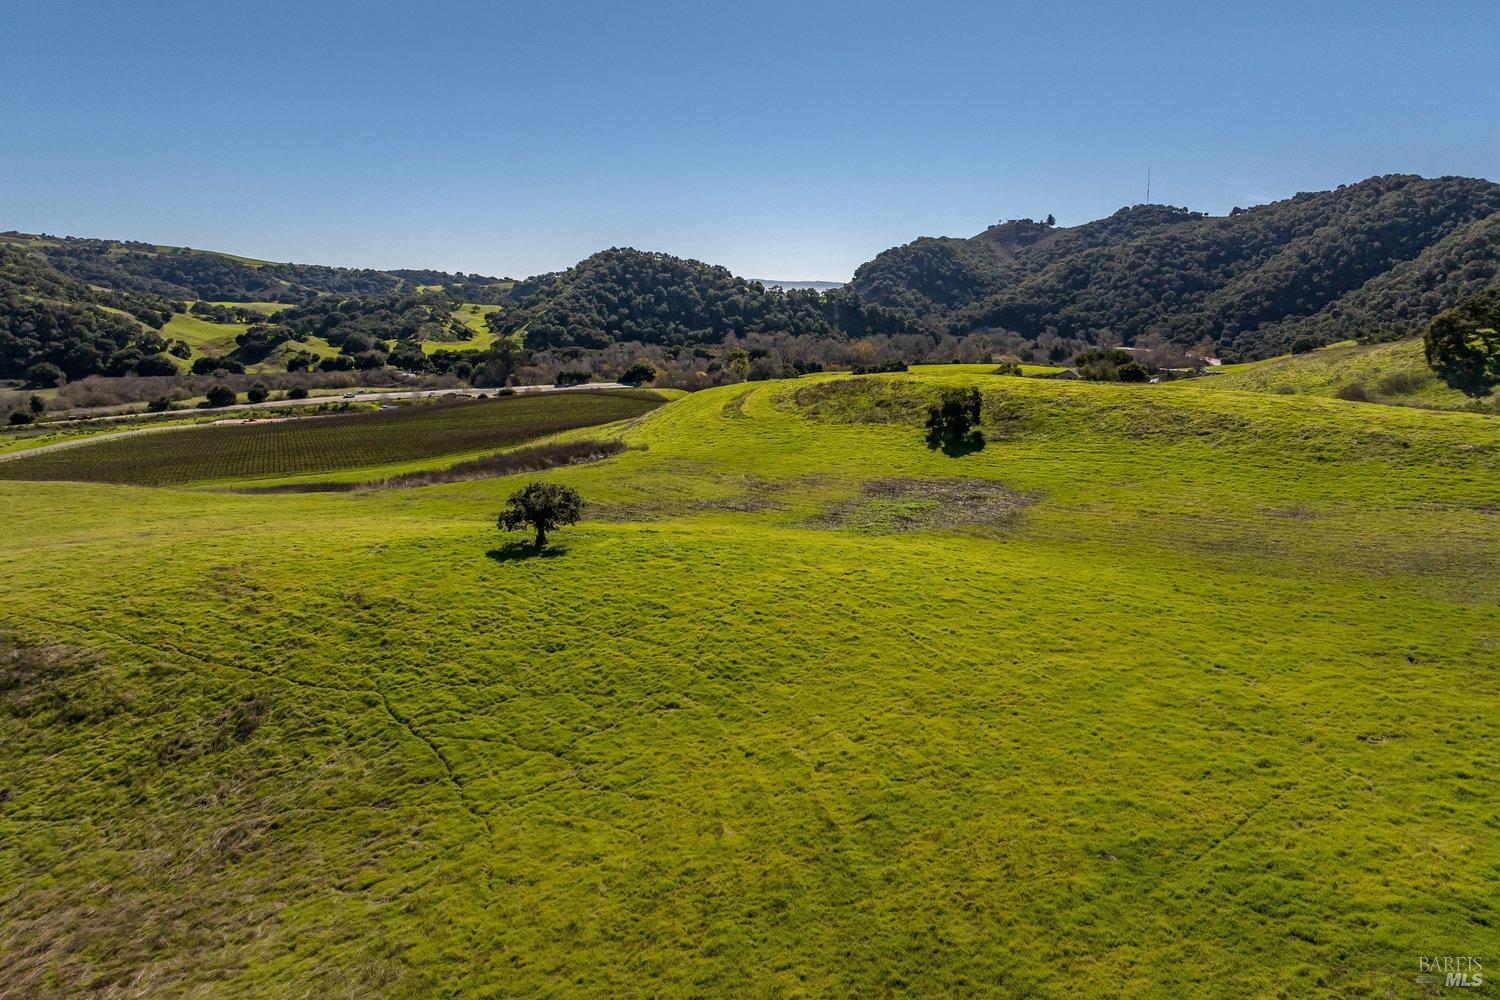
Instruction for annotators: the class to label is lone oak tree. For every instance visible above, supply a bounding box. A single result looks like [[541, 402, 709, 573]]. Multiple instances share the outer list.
[[1424, 290, 1500, 397], [925, 387, 982, 446], [498, 482, 583, 549]]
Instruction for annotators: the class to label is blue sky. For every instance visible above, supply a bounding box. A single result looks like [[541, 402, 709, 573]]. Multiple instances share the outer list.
[[3, 0, 1496, 280]]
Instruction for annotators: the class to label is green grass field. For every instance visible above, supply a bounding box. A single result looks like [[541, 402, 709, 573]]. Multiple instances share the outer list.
[[421, 303, 501, 354], [0, 391, 663, 487], [207, 300, 288, 316], [1193, 338, 1492, 412], [161, 310, 251, 353], [0, 371, 1494, 996], [160, 305, 335, 374]]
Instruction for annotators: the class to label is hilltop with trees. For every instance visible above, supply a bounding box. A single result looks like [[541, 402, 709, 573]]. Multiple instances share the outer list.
[[491, 248, 923, 350], [849, 174, 1500, 362], [0, 231, 512, 303], [4, 174, 1496, 391]]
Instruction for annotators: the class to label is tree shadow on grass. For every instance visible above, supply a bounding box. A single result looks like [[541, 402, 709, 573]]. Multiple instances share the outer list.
[[926, 431, 986, 457], [486, 541, 568, 563]]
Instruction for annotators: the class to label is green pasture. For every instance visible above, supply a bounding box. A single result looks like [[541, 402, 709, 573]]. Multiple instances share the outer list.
[[420, 303, 501, 354], [0, 371, 1494, 996], [161, 311, 250, 353], [1193, 338, 1489, 412]]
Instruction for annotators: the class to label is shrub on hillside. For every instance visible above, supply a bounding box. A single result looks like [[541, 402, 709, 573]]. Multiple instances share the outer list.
[[134, 353, 180, 377], [620, 360, 658, 385], [287, 386, 309, 399], [25, 362, 66, 388], [1074, 348, 1157, 382], [1335, 381, 1370, 402], [191, 356, 245, 376], [204, 385, 237, 407], [853, 360, 909, 375], [1375, 370, 1429, 396], [247, 383, 270, 403]]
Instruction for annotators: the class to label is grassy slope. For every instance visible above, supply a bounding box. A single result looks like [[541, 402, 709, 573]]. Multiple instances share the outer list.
[[1192, 338, 1489, 412], [422, 303, 501, 354], [207, 300, 287, 316], [161, 309, 340, 373], [161, 311, 251, 352], [0, 373, 1495, 997]]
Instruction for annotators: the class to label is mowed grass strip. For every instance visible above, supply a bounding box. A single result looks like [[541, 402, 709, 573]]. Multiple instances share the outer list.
[[0, 390, 662, 486]]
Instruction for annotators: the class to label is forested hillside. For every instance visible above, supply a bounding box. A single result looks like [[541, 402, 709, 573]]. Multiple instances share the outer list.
[[850, 175, 1500, 361], [0, 232, 510, 303], [0, 233, 516, 384], [5, 174, 1496, 384], [492, 248, 922, 349], [0, 246, 180, 383]]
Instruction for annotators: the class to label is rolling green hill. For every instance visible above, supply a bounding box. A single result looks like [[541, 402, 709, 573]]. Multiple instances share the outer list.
[[0, 371, 1494, 995], [1187, 338, 1495, 412]]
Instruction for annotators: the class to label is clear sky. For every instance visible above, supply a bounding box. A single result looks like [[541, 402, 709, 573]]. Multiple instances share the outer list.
[[3, 0, 1496, 281]]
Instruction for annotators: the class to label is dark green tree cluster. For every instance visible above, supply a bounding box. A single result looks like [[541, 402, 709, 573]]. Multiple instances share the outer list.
[[493, 248, 923, 351], [1423, 290, 1499, 397], [619, 360, 658, 385], [1072, 348, 1154, 382], [191, 301, 271, 324], [0, 247, 180, 384], [925, 387, 983, 449]]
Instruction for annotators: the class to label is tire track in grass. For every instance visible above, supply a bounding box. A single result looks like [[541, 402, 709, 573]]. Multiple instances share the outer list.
[[5, 610, 501, 896]]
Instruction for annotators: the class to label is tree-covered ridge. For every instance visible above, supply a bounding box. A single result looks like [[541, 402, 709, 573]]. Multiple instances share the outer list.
[[0, 233, 510, 303], [0, 246, 180, 383], [493, 248, 923, 350], [851, 175, 1500, 360], [5, 174, 1496, 382]]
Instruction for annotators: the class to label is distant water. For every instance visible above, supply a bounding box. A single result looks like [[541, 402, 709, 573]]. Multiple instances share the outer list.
[[752, 278, 846, 291]]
